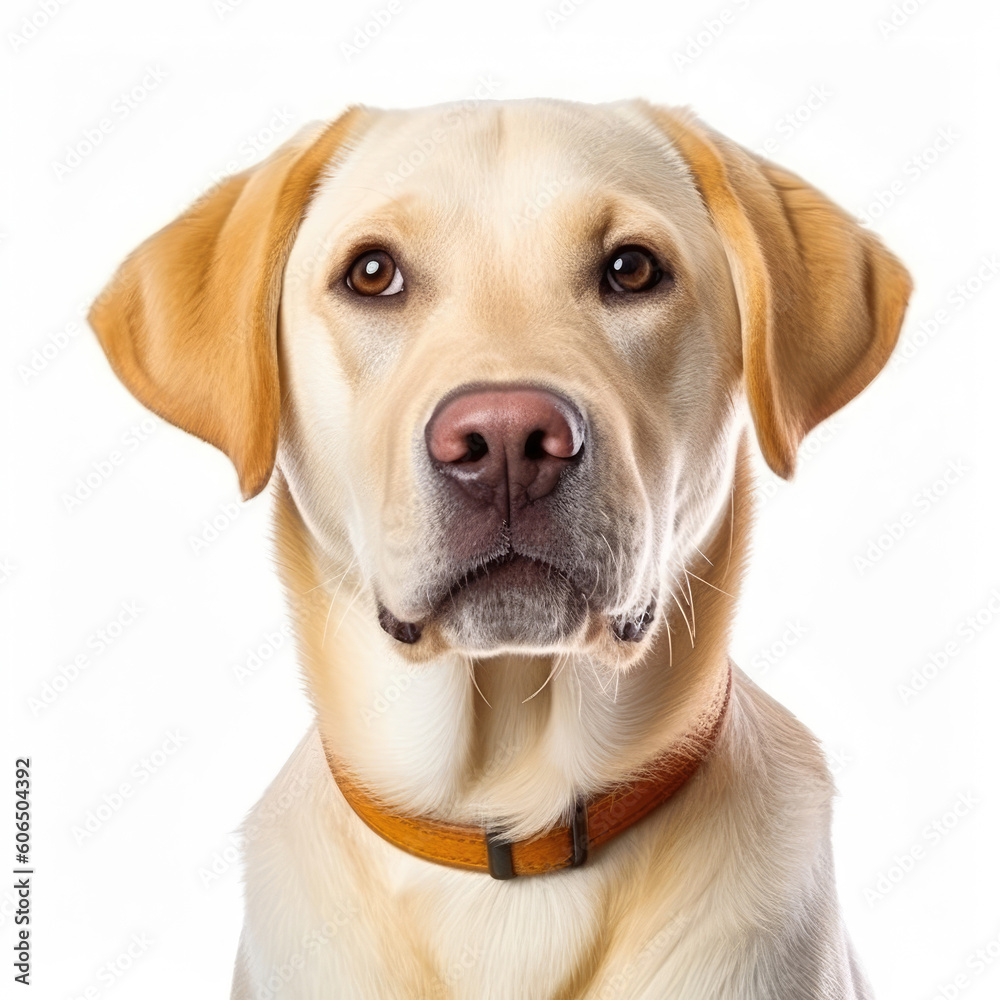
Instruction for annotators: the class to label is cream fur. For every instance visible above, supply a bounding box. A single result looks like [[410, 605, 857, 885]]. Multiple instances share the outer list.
[[228, 99, 900, 999], [88, 97, 909, 999]]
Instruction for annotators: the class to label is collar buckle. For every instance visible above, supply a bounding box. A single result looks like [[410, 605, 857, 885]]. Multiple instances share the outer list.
[[486, 795, 589, 880]]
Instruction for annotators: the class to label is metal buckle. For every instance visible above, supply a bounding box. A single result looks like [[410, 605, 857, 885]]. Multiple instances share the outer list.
[[486, 796, 589, 880], [486, 832, 515, 880], [570, 794, 589, 868]]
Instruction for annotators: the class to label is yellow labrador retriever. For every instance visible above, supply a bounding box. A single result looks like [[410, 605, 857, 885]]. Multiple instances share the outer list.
[[89, 99, 910, 999]]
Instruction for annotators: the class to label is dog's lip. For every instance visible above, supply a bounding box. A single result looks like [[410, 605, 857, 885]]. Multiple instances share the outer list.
[[377, 553, 658, 647], [378, 559, 659, 648], [439, 551, 581, 606], [376, 552, 584, 644]]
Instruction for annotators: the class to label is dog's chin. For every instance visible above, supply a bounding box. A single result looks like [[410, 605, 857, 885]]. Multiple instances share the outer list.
[[378, 555, 658, 663], [437, 555, 589, 653]]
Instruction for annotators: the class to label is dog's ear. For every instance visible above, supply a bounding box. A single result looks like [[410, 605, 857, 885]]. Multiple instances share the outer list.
[[648, 106, 912, 479], [88, 109, 363, 500]]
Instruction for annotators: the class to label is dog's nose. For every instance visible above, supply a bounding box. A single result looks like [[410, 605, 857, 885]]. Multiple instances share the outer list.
[[426, 387, 584, 510]]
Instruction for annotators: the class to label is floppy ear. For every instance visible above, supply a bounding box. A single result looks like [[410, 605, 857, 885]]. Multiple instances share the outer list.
[[648, 106, 912, 479], [88, 108, 363, 500]]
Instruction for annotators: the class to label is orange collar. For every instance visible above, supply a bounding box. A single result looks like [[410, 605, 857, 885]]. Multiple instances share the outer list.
[[326, 666, 731, 879]]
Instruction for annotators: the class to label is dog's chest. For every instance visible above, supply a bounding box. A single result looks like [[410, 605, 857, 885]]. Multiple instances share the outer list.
[[236, 729, 723, 1000]]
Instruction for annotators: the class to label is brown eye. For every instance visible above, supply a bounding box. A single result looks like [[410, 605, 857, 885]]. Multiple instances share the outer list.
[[346, 250, 403, 296], [605, 246, 663, 293]]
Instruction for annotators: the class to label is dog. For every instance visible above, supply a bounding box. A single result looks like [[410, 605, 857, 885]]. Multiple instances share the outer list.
[[89, 98, 911, 999]]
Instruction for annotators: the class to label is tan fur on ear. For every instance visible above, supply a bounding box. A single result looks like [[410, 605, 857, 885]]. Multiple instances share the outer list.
[[647, 105, 913, 478], [88, 108, 364, 499]]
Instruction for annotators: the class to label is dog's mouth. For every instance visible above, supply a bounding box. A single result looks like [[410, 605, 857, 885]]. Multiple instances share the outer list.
[[444, 551, 576, 601], [379, 552, 581, 645], [378, 551, 657, 652]]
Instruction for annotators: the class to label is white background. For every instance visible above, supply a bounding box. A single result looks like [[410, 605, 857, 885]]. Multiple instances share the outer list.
[[3, 0, 999, 997]]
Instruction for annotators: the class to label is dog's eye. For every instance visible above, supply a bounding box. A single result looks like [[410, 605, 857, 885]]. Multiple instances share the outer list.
[[605, 246, 663, 293], [346, 250, 404, 296]]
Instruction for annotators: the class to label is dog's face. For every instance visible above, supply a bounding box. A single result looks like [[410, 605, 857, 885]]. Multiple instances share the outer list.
[[279, 102, 742, 660], [89, 99, 911, 668]]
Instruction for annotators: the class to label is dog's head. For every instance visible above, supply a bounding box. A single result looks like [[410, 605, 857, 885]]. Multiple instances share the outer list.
[[90, 100, 910, 666]]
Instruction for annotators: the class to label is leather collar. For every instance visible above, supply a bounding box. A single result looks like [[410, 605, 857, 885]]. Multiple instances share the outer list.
[[326, 666, 732, 879]]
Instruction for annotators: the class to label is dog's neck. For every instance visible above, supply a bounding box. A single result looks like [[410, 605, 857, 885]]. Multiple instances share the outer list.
[[272, 445, 752, 841]]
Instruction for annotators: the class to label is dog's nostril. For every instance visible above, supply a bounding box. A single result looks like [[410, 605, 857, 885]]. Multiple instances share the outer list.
[[464, 432, 488, 462], [425, 386, 585, 501], [524, 429, 546, 461]]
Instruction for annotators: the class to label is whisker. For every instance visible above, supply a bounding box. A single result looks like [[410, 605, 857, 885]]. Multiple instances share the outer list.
[[467, 655, 492, 709], [669, 586, 695, 647], [594, 665, 613, 697], [589, 558, 601, 601], [572, 660, 584, 720], [682, 569, 696, 639], [303, 565, 352, 594], [522, 654, 563, 703], [321, 560, 358, 647], [321, 601, 335, 647], [726, 484, 735, 574], [327, 582, 365, 644], [599, 532, 622, 590], [686, 570, 735, 599]]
